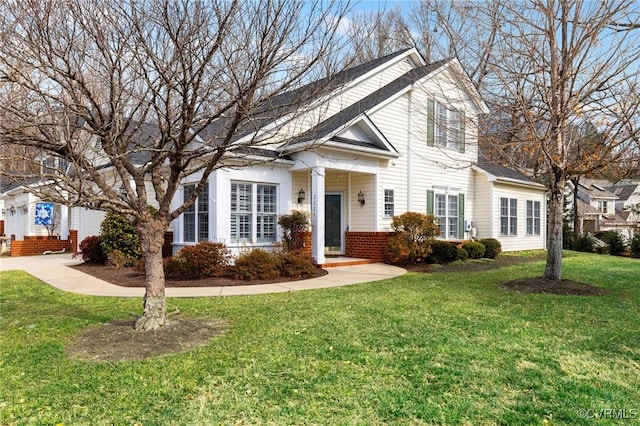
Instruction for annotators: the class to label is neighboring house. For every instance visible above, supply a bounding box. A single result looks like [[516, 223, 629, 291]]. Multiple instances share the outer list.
[[567, 178, 640, 240], [170, 48, 547, 262], [2, 49, 548, 260]]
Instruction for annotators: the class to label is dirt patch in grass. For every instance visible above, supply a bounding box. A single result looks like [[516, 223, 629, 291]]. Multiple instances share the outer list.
[[66, 316, 230, 362], [71, 263, 326, 287], [502, 278, 610, 296]]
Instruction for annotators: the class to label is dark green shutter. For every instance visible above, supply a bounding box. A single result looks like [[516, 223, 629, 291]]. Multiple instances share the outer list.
[[427, 190, 434, 214], [427, 99, 435, 147], [458, 193, 465, 238], [458, 110, 465, 153]]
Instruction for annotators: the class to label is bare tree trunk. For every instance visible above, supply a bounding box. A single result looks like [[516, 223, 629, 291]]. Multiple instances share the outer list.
[[135, 219, 168, 331], [571, 176, 581, 236], [545, 171, 565, 281]]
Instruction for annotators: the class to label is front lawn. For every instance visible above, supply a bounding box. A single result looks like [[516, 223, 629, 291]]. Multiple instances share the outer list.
[[1, 251, 639, 424]]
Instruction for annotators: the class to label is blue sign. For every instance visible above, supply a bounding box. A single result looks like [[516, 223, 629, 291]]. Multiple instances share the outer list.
[[35, 203, 54, 226]]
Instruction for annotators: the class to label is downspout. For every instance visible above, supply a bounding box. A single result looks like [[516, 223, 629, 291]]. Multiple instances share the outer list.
[[407, 89, 413, 211]]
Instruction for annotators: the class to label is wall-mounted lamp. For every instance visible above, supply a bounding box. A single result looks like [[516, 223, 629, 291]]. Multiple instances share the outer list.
[[297, 188, 306, 205], [21, 206, 29, 214], [358, 190, 366, 207], [9, 207, 16, 216]]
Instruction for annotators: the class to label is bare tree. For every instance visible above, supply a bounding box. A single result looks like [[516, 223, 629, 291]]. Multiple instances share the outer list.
[[481, 0, 640, 280], [0, 0, 352, 330]]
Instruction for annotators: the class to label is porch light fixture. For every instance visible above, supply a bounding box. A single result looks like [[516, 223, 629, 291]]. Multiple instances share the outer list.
[[358, 190, 366, 207], [9, 207, 15, 216], [297, 188, 306, 205]]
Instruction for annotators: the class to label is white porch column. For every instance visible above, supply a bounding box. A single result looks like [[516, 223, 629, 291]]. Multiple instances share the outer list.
[[311, 166, 325, 265], [60, 205, 69, 239]]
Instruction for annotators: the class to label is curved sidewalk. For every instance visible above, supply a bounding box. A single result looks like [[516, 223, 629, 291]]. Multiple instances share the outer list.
[[0, 253, 406, 298]]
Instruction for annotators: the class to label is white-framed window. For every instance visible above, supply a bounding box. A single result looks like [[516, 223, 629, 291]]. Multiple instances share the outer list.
[[435, 193, 459, 238], [429, 99, 465, 152], [597, 200, 608, 214], [231, 181, 277, 243], [500, 197, 518, 236], [384, 189, 394, 218], [183, 182, 209, 243], [526, 200, 541, 236]]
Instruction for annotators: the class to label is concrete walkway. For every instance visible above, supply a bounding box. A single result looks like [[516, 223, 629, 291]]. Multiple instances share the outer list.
[[0, 253, 406, 298]]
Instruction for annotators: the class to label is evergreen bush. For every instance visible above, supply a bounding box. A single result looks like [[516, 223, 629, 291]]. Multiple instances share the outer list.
[[462, 241, 486, 259], [479, 238, 502, 259], [99, 213, 141, 265], [630, 231, 640, 258], [428, 241, 458, 264]]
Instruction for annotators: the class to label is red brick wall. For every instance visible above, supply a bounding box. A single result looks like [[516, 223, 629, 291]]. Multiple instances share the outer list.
[[11, 238, 72, 257], [301, 231, 313, 258], [345, 231, 394, 262], [163, 231, 174, 258], [69, 229, 78, 254]]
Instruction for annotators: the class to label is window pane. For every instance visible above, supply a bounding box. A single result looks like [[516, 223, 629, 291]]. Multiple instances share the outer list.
[[436, 103, 448, 146], [183, 184, 195, 242], [448, 109, 460, 150], [448, 217, 458, 238], [384, 189, 394, 217]]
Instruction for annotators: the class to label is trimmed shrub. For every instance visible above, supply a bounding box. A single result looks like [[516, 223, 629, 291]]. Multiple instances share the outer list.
[[594, 230, 626, 256], [99, 213, 141, 265], [277, 251, 318, 278], [428, 241, 458, 264], [387, 212, 439, 264], [233, 249, 280, 280], [78, 236, 107, 264], [106, 250, 133, 270], [456, 247, 469, 261], [166, 242, 232, 279], [573, 234, 595, 253], [462, 241, 486, 259], [480, 238, 502, 259], [630, 231, 640, 258], [278, 211, 309, 252]]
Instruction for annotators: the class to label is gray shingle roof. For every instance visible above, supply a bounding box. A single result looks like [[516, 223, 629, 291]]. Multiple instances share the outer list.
[[474, 162, 539, 185], [198, 49, 415, 144], [290, 59, 449, 148]]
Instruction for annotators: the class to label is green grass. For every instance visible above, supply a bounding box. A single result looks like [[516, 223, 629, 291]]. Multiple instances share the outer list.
[[1, 251, 639, 425]]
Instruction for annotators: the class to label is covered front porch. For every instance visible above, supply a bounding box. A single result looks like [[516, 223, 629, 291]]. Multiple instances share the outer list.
[[291, 150, 388, 265]]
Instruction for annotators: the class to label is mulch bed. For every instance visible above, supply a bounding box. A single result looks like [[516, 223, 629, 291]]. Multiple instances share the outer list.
[[502, 277, 610, 296], [71, 263, 327, 288]]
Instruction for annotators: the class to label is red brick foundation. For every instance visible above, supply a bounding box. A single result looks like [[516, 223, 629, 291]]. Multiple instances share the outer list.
[[345, 231, 394, 262], [11, 237, 72, 256]]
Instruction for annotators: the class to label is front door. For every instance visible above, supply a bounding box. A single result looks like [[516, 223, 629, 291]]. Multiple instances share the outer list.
[[325, 193, 343, 254]]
